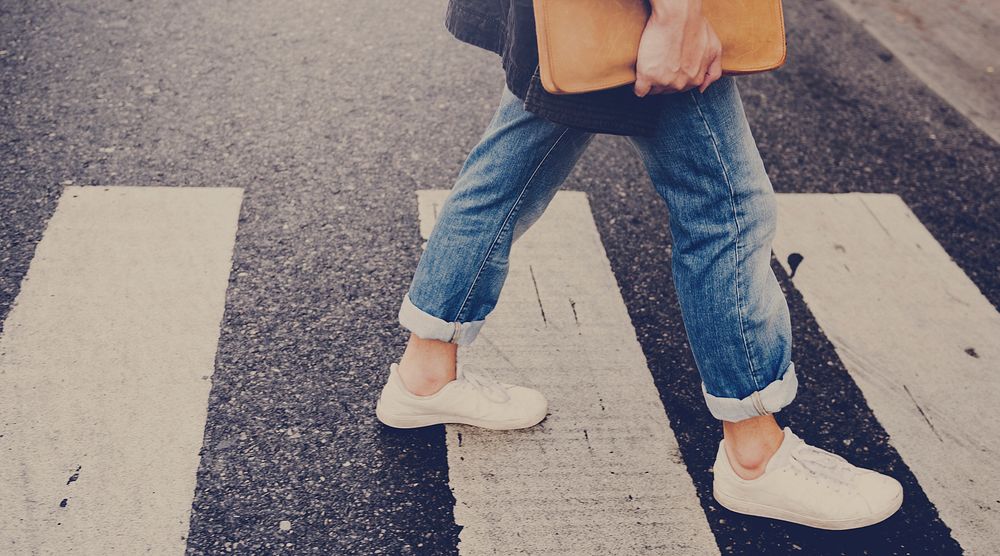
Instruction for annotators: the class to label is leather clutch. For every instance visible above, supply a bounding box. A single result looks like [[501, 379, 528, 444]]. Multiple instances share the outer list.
[[533, 0, 787, 94]]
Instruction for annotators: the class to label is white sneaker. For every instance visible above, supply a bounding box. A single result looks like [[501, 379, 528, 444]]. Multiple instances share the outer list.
[[712, 426, 904, 530], [375, 362, 548, 430]]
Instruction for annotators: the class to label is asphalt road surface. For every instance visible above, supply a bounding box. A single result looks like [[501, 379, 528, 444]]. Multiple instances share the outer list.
[[1, 0, 998, 554]]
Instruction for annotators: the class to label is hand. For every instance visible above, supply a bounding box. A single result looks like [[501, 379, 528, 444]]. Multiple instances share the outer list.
[[633, 0, 723, 97]]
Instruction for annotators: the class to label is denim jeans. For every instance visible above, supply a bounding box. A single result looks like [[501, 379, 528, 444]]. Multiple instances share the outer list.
[[398, 77, 797, 422]]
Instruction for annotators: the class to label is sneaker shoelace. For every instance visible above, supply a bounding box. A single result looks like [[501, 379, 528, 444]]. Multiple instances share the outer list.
[[790, 443, 858, 486], [458, 369, 510, 403]]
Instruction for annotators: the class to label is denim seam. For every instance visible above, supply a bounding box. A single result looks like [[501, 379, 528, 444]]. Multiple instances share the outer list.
[[453, 126, 572, 322], [690, 91, 762, 395]]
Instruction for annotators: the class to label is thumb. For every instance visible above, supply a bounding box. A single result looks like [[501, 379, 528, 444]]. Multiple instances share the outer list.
[[699, 55, 722, 93]]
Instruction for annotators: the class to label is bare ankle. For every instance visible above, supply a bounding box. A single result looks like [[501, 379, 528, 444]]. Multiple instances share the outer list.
[[397, 369, 452, 396], [724, 444, 769, 480], [721, 414, 785, 479], [397, 333, 458, 396]]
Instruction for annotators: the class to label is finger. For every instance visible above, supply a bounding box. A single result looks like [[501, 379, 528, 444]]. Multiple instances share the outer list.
[[669, 77, 688, 94], [690, 69, 706, 91], [691, 21, 712, 88], [698, 24, 722, 93], [694, 47, 711, 89], [709, 53, 722, 81], [699, 49, 722, 93], [634, 76, 652, 98], [699, 52, 723, 93]]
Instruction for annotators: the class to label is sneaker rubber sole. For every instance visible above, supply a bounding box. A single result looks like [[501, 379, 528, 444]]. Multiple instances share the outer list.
[[375, 403, 547, 431], [712, 484, 904, 530]]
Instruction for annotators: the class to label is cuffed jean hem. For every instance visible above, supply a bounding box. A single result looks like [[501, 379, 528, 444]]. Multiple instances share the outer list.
[[701, 361, 799, 422], [398, 292, 485, 346]]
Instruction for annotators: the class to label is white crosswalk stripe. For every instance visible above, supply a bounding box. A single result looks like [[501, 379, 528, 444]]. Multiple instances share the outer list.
[[417, 190, 720, 556], [0, 186, 243, 554], [772, 192, 1000, 555]]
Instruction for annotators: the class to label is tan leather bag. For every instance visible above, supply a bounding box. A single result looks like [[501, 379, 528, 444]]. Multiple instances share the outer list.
[[534, 0, 787, 94]]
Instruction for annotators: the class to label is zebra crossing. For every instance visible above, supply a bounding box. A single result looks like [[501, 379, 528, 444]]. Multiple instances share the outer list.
[[4, 0, 1000, 550], [1, 185, 995, 554]]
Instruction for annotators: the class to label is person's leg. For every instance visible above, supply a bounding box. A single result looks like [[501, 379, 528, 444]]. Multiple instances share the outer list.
[[628, 78, 903, 530], [396, 85, 593, 395], [627, 77, 794, 474]]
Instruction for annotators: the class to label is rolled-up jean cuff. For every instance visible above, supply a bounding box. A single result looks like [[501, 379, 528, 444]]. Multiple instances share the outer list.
[[701, 361, 798, 422], [398, 292, 485, 345]]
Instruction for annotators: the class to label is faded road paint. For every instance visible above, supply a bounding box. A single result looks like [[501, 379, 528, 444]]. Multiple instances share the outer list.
[[417, 190, 720, 555], [773, 192, 1000, 555], [830, 0, 1000, 142], [0, 186, 243, 554]]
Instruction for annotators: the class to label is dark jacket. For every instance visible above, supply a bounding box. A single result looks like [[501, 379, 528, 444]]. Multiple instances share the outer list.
[[445, 0, 667, 136]]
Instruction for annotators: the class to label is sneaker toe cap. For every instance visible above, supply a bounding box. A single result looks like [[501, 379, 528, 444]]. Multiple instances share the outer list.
[[856, 471, 904, 515], [508, 386, 548, 420]]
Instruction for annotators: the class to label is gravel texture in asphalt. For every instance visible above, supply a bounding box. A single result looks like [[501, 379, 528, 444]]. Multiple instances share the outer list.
[[1, 0, 996, 554]]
